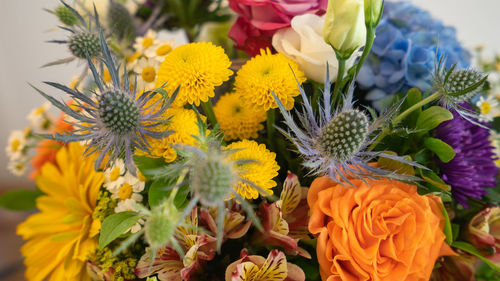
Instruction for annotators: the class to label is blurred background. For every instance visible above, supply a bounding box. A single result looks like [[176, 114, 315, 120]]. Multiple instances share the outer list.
[[0, 0, 498, 280]]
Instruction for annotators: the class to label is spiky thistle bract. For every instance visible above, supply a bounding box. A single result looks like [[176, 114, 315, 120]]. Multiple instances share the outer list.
[[273, 65, 424, 185], [31, 27, 179, 174], [142, 110, 269, 251], [433, 55, 489, 126], [44, 1, 102, 67]]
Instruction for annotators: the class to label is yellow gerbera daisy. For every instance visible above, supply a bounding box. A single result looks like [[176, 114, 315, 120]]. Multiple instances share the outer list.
[[234, 48, 306, 111], [225, 140, 280, 199], [17, 142, 104, 281], [214, 92, 267, 141], [136, 108, 205, 162], [155, 42, 233, 106]]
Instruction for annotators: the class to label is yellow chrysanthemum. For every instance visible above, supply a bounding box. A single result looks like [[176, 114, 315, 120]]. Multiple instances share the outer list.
[[214, 92, 267, 141], [234, 48, 306, 111], [17, 142, 103, 281], [136, 107, 204, 162], [225, 140, 280, 199], [155, 42, 233, 106]]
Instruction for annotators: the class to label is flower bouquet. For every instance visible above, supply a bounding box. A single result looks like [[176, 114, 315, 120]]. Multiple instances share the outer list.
[[3, 0, 500, 280]]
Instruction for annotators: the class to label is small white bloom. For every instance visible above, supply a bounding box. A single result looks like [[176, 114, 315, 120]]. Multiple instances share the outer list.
[[27, 102, 52, 130], [8, 159, 27, 176], [103, 159, 127, 192], [476, 95, 500, 122], [272, 14, 359, 83], [133, 30, 158, 54], [133, 58, 160, 91], [6, 130, 27, 160], [144, 40, 177, 63]]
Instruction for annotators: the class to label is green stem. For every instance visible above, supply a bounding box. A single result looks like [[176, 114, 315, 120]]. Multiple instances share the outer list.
[[267, 109, 276, 151], [201, 101, 217, 128], [332, 54, 346, 107], [354, 26, 376, 77], [368, 91, 441, 150]]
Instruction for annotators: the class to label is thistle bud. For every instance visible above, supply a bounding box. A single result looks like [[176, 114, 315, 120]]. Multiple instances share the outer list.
[[107, 0, 136, 43], [323, 0, 367, 59], [54, 5, 78, 26], [69, 32, 101, 59]]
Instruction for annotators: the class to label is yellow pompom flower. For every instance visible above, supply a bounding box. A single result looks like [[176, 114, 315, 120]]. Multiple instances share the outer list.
[[234, 48, 306, 111], [155, 42, 233, 107], [17, 142, 103, 281], [214, 92, 267, 141], [136, 107, 204, 162], [225, 140, 280, 199]]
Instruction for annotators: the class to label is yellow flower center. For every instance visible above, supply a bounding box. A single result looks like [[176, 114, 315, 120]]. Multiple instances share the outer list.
[[127, 51, 140, 63], [156, 44, 172, 56], [141, 66, 156, 82], [118, 184, 133, 200], [142, 38, 154, 48], [481, 102, 492, 115], [35, 106, 46, 116], [109, 168, 121, 181], [11, 139, 21, 152], [14, 162, 24, 171]]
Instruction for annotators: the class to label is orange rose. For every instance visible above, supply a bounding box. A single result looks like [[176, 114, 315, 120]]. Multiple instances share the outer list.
[[308, 176, 455, 281]]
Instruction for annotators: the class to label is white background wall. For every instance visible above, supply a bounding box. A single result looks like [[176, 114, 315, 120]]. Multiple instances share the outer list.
[[0, 0, 499, 187]]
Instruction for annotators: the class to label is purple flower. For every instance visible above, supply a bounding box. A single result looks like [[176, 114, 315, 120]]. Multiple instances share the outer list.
[[434, 107, 498, 207]]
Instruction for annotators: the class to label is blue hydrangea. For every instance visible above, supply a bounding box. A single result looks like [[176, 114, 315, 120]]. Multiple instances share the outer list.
[[358, 1, 471, 108]]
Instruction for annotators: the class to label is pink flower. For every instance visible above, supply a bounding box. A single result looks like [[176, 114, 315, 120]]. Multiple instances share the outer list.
[[228, 0, 328, 56], [253, 172, 311, 258], [468, 206, 500, 265], [225, 249, 305, 281]]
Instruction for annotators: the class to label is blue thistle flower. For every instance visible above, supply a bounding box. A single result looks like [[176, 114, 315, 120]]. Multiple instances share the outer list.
[[358, 1, 471, 108], [434, 107, 498, 208], [273, 66, 424, 184], [31, 29, 179, 173]]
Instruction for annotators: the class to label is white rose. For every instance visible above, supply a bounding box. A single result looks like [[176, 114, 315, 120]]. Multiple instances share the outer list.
[[272, 14, 358, 83]]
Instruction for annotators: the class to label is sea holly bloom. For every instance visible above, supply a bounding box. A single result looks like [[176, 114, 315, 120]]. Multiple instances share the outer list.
[[135, 208, 217, 281], [273, 69, 422, 183], [225, 249, 305, 281], [32, 30, 178, 173], [255, 172, 310, 257], [468, 207, 500, 264]]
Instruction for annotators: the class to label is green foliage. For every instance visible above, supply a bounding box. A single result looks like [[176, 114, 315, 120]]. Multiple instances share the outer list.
[[134, 155, 169, 179], [452, 241, 500, 272], [0, 189, 43, 211], [416, 106, 453, 135], [99, 211, 141, 249], [148, 178, 189, 209], [423, 137, 456, 163]]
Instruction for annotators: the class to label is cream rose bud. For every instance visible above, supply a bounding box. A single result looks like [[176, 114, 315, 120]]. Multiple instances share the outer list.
[[364, 0, 383, 26], [324, 0, 366, 59], [272, 14, 358, 83]]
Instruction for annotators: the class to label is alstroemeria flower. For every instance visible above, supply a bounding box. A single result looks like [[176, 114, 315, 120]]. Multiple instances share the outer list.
[[135, 208, 217, 280], [254, 172, 310, 258], [430, 252, 478, 281], [224, 249, 305, 281], [468, 206, 500, 265], [199, 204, 253, 240]]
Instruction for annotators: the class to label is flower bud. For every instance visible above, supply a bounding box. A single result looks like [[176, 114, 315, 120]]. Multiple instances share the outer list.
[[364, 0, 383, 27], [323, 0, 367, 59]]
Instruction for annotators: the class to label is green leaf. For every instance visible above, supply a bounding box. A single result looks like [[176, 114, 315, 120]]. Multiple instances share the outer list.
[[416, 106, 453, 134], [148, 178, 175, 208], [442, 206, 453, 245], [451, 223, 460, 242], [452, 241, 500, 272], [421, 170, 451, 191], [403, 88, 422, 127], [424, 137, 456, 163], [377, 151, 415, 176], [133, 155, 168, 178], [99, 211, 140, 249], [0, 189, 44, 211], [174, 183, 190, 209]]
